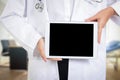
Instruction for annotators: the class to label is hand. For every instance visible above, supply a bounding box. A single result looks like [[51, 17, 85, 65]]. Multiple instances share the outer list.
[[37, 38, 62, 62], [86, 7, 116, 43]]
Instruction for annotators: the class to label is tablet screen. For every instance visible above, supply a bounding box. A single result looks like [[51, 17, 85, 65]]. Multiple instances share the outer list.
[[45, 22, 98, 59]]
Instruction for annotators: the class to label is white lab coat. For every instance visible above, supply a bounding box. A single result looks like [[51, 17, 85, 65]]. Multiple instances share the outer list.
[[0, 0, 120, 80]]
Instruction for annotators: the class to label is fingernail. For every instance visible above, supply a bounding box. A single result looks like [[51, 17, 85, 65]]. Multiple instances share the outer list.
[[59, 59, 62, 61], [58, 59, 62, 61], [98, 40, 100, 44]]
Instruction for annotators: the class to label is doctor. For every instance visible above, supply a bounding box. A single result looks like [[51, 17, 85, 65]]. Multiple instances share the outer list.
[[0, 0, 120, 80]]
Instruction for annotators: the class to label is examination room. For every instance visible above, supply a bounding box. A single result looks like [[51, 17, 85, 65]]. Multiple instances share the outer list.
[[0, 0, 120, 80]]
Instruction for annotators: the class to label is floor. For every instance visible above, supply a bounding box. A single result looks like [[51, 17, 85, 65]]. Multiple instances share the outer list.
[[0, 48, 120, 80], [0, 56, 27, 80], [0, 58, 120, 80], [106, 58, 120, 80], [0, 67, 27, 80], [107, 67, 120, 80]]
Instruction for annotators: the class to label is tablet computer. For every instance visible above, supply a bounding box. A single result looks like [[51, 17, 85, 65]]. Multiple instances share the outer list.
[[45, 22, 98, 59]]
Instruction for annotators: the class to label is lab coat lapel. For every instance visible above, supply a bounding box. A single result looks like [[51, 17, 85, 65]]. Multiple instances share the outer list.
[[68, 0, 106, 80], [28, 0, 49, 37], [27, 0, 59, 80], [68, 0, 89, 80], [64, 0, 71, 21]]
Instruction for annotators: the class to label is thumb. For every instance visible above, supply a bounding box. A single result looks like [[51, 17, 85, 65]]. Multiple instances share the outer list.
[[38, 38, 47, 62], [85, 15, 97, 22]]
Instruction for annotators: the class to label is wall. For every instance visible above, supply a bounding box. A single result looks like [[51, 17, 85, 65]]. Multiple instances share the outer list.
[[0, 0, 14, 53], [0, 0, 13, 40]]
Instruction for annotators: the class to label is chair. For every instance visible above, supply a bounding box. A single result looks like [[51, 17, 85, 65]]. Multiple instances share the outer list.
[[106, 41, 120, 71], [1, 40, 10, 56], [0, 40, 28, 70]]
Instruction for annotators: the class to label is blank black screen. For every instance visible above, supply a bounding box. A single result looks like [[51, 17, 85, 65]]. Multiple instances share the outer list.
[[50, 23, 93, 57]]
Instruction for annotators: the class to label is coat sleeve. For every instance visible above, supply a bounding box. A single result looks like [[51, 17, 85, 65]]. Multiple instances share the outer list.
[[111, 1, 120, 16], [0, 0, 44, 56], [109, 1, 120, 25]]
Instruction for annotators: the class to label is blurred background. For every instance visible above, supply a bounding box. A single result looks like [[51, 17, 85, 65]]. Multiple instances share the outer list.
[[0, 0, 120, 80]]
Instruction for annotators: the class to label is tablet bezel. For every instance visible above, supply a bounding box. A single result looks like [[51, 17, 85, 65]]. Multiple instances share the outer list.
[[45, 22, 98, 59]]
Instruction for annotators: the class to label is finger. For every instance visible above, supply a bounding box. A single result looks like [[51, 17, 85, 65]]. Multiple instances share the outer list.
[[98, 18, 107, 43], [47, 58, 62, 61], [98, 28, 102, 44], [38, 39, 47, 62], [98, 21, 103, 44]]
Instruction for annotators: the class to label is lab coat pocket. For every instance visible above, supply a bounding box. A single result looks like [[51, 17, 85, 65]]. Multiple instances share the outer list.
[[84, 59, 106, 80], [32, 45, 43, 60], [107, 0, 117, 6], [28, 60, 59, 80], [72, 0, 100, 21], [83, 0, 99, 15]]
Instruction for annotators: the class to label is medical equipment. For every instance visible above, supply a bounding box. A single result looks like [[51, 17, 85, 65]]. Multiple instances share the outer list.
[[85, 0, 103, 5], [92, 0, 103, 3], [35, 0, 44, 12]]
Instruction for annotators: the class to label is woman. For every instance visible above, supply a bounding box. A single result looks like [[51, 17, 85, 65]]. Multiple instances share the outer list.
[[0, 0, 120, 80]]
